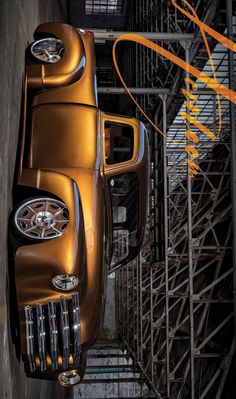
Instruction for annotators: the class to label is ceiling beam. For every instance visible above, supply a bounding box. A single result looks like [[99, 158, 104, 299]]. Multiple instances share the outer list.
[[97, 87, 217, 95]]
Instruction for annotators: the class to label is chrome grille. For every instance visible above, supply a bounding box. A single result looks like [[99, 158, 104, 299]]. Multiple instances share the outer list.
[[36, 303, 47, 371], [25, 306, 36, 372], [60, 296, 70, 369], [48, 300, 58, 370], [24, 292, 81, 372], [72, 292, 81, 367]]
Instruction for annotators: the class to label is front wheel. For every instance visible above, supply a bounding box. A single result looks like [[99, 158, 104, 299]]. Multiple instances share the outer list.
[[10, 197, 69, 246], [29, 37, 64, 64]]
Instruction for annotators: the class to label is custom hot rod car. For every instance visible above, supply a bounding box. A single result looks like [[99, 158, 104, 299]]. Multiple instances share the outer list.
[[9, 22, 149, 386]]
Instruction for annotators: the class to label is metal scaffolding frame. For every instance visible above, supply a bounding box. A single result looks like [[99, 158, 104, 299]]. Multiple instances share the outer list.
[[112, 0, 236, 398], [72, 0, 235, 396]]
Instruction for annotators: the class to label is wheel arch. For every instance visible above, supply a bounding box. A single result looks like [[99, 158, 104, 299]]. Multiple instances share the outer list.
[[13, 185, 65, 208]]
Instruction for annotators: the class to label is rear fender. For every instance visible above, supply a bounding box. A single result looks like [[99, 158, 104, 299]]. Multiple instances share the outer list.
[[26, 22, 85, 89]]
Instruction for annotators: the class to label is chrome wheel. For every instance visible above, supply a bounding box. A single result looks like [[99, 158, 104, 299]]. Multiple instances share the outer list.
[[30, 37, 64, 63], [14, 197, 69, 240]]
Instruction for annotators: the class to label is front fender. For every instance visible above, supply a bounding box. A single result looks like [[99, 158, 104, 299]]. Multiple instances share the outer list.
[[26, 23, 85, 89], [15, 168, 86, 308]]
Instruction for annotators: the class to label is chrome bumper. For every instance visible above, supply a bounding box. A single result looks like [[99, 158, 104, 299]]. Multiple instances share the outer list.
[[24, 292, 81, 373]]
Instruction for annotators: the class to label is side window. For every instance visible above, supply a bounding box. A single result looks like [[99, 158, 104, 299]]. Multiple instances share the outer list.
[[105, 122, 134, 165], [108, 173, 139, 266]]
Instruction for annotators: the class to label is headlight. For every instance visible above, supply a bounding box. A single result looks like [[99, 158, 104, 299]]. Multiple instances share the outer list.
[[52, 274, 79, 292], [58, 370, 81, 386]]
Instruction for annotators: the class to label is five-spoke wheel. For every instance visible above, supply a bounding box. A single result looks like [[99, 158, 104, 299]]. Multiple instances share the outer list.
[[30, 37, 64, 63]]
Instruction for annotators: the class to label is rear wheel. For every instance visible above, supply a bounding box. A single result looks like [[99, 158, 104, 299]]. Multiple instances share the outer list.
[[10, 197, 69, 246], [28, 37, 64, 64]]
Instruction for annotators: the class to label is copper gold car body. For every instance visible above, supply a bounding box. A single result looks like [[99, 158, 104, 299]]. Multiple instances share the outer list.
[[11, 22, 149, 385]]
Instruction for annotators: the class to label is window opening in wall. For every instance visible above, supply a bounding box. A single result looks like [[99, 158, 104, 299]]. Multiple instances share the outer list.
[[85, 0, 123, 15]]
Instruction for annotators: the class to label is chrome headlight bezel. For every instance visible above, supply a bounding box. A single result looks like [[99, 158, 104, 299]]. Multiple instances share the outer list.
[[52, 274, 79, 292], [58, 370, 81, 386]]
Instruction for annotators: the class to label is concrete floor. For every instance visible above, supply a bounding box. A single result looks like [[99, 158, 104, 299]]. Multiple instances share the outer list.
[[0, 1, 68, 398]]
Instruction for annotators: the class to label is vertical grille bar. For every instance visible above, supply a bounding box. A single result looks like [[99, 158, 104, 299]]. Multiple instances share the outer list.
[[25, 306, 36, 372], [60, 296, 70, 369], [72, 292, 81, 367], [48, 300, 58, 370], [36, 303, 47, 371]]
